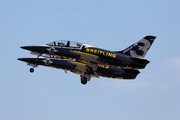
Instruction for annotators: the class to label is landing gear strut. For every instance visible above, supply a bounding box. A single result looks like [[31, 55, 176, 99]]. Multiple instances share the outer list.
[[81, 77, 87, 85]]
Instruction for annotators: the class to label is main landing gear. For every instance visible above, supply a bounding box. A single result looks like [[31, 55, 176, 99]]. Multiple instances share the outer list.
[[80, 74, 91, 85], [81, 76, 87, 85]]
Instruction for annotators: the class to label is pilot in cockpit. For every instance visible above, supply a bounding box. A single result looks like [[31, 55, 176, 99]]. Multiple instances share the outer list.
[[77, 43, 81, 47], [58, 41, 65, 47]]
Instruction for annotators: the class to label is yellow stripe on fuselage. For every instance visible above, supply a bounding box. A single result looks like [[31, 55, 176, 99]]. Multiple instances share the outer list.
[[138, 57, 145, 60], [72, 61, 86, 66], [122, 67, 133, 69], [114, 77, 123, 79], [72, 50, 98, 57]]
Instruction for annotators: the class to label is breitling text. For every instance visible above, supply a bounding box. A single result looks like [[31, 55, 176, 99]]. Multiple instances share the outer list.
[[86, 48, 116, 58]]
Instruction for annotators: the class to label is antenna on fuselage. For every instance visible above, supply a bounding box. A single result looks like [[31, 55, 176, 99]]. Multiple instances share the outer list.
[[66, 41, 70, 47], [54, 41, 56, 46]]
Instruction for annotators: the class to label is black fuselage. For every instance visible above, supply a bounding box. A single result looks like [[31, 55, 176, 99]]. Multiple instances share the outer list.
[[18, 57, 140, 79], [21, 44, 149, 69]]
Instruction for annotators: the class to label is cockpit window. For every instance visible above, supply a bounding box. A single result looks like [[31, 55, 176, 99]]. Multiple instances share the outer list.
[[47, 40, 83, 48]]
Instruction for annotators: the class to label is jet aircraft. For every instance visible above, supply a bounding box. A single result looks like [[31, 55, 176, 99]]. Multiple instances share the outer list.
[[18, 35, 156, 84], [18, 56, 140, 84]]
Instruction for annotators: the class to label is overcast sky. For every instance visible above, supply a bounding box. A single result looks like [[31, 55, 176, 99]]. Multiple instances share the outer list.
[[0, 0, 180, 120]]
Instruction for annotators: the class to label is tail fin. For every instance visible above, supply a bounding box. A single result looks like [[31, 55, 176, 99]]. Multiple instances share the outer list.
[[117, 35, 156, 58]]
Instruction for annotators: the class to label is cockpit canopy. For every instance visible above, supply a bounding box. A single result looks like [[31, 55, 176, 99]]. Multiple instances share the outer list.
[[47, 40, 83, 48]]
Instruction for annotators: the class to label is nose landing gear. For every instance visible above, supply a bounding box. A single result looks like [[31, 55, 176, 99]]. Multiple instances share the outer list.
[[27, 63, 38, 73], [30, 68, 34, 73]]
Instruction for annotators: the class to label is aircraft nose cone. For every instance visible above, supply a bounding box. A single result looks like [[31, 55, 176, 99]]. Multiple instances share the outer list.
[[17, 58, 27, 62], [17, 58, 23, 61], [20, 45, 47, 52], [20, 45, 39, 52], [17, 57, 36, 63], [20, 46, 31, 50]]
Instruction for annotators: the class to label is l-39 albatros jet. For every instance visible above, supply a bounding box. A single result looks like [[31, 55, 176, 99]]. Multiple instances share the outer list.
[[18, 56, 140, 85], [18, 35, 156, 85]]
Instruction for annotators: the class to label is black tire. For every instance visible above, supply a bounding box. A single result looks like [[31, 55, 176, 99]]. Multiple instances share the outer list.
[[81, 77, 87, 85], [30, 68, 34, 73]]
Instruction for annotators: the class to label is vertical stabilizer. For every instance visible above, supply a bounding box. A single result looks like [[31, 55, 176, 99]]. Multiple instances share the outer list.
[[118, 36, 156, 58]]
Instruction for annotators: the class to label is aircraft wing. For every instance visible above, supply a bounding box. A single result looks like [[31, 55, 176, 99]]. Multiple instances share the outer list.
[[71, 59, 100, 78], [70, 50, 104, 78]]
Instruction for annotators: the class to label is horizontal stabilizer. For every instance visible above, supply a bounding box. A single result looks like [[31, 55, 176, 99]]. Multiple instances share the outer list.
[[131, 57, 150, 64]]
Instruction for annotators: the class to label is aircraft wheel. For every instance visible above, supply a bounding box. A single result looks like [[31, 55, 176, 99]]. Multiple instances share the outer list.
[[81, 77, 87, 85], [30, 68, 34, 73]]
